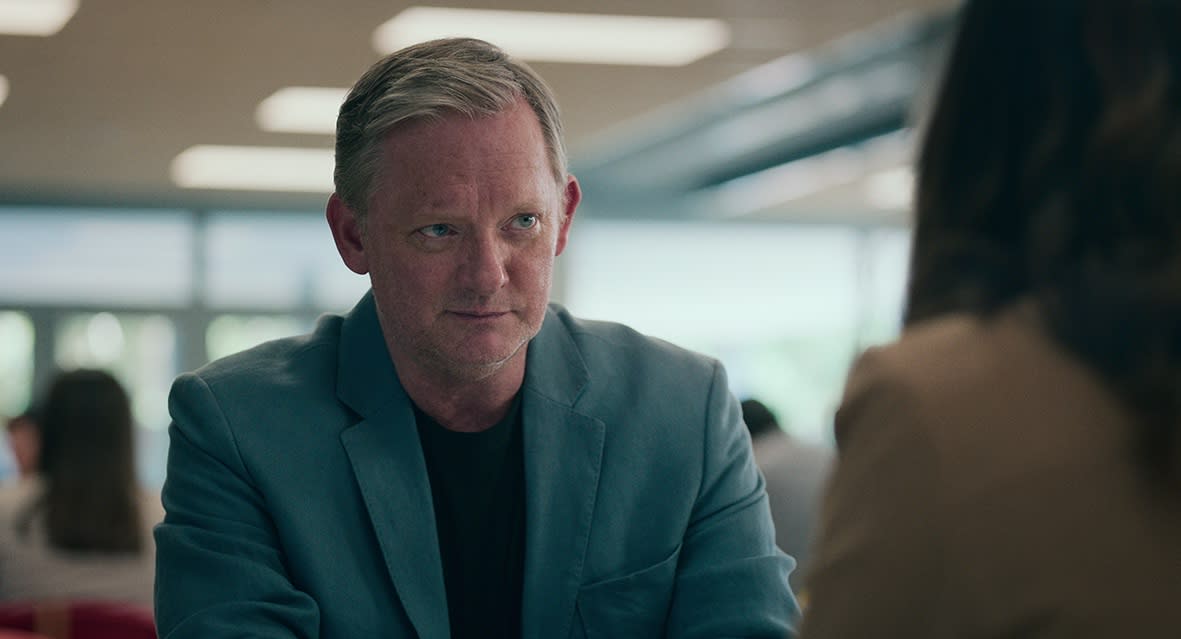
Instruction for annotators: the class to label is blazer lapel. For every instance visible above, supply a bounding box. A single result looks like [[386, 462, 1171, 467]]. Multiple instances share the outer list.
[[336, 292, 450, 639], [520, 308, 606, 639]]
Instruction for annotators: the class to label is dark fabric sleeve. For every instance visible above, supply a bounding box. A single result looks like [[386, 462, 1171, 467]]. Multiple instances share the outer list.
[[664, 361, 801, 638], [154, 373, 320, 639]]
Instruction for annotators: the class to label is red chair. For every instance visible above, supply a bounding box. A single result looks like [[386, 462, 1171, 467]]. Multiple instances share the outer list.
[[0, 630, 54, 639], [0, 601, 155, 639]]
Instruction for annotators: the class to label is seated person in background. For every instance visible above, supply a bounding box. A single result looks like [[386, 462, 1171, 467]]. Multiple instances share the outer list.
[[153, 37, 796, 639], [0, 369, 163, 608], [802, 1, 1181, 637], [4, 405, 41, 480], [741, 399, 832, 597]]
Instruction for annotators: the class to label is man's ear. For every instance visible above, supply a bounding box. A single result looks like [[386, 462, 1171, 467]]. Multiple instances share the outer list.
[[326, 193, 370, 275], [555, 175, 581, 257]]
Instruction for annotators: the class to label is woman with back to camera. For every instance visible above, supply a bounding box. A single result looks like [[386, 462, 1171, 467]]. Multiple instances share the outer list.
[[801, 0, 1181, 636], [0, 369, 163, 608]]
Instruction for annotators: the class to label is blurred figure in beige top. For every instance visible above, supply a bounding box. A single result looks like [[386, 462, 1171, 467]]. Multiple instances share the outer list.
[[0, 369, 162, 608], [802, 0, 1181, 637]]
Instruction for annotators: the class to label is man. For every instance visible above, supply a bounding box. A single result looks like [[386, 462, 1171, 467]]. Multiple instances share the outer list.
[[741, 399, 833, 596], [154, 38, 797, 639]]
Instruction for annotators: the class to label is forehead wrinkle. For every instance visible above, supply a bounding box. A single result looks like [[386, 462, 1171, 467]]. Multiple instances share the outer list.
[[370, 100, 559, 221]]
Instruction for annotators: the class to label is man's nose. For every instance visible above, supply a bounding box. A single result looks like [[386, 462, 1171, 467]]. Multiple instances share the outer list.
[[458, 233, 509, 295]]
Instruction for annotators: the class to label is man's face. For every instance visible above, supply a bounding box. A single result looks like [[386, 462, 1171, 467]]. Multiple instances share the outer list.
[[329, 98, 579, 384]]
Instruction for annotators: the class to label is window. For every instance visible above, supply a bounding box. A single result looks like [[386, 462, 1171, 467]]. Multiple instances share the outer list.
[[205, 314, 313, 362], [0, 310, 34, 418], [0, 311, 35, 480], [203, 211, 369, 312], [859, 227, 911, 347], [0, 208, 193, 306], [562, 220, 865, 443], [55, 312, 179, 486]]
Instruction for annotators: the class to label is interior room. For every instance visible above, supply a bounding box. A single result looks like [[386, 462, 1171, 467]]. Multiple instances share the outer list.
[[0, 0, 957, 486]]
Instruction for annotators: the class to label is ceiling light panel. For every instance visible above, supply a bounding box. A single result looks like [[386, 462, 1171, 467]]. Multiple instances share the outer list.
[[256, 87, 349, 135], [374, 7, 730, 66], [0, 0, 79, 36], [864, 166, 914, 210], [171, 145, 335, 193]]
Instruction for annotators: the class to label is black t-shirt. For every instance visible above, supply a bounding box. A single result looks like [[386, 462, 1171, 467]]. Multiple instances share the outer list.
[[414, 398, 525, 639]]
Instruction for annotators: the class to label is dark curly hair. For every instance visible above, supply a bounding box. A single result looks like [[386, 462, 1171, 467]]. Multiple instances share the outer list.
[[907, 0, 1181, 484]]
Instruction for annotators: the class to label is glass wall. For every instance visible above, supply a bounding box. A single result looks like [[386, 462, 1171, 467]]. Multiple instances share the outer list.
[[204, 211, 368, 312], [561, 219, 910, 444], [205, 314, 314, 362], [0, 209, 193, 307], [859, 227, 911, 348], [0, 207, 360, 487], [0, 206, 911, 483], [54, 312, 179, 484], [0, 310, 34, 418], [0, 311, 35, 480]]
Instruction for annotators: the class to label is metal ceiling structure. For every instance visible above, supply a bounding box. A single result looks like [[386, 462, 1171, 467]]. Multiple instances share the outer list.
[[0, 1, 956, 220], [573, 9, 955, 222]]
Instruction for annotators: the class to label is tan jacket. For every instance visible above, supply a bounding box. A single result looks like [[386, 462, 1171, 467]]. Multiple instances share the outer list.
[[802, 303, 1181, 638]]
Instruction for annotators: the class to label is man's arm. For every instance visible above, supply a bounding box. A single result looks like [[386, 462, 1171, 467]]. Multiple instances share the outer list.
[[154, 373, 319, 639], [664, 362, 800, 638]]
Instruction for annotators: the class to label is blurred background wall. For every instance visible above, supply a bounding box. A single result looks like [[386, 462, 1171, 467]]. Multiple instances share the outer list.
[[0, 0, 957, 486]]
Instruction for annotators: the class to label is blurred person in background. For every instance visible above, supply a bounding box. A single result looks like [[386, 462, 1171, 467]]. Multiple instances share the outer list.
[[0, 369, 162, 608], [154, 37, 796, 639], [802, 0, 1181, 636], [3, 405, 41, 480], [741, 399, 833, 599]]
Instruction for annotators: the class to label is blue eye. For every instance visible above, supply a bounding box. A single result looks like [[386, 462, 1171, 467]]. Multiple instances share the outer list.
[[511, 214, 538, 229], [418, 224, 451, 238]]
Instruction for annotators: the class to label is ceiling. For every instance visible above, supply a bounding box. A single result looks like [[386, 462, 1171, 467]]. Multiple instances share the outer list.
[[0, 0, 956, 219]]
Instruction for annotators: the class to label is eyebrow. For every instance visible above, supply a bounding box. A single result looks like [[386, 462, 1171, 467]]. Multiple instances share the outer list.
[[406, 197, 553, 222]]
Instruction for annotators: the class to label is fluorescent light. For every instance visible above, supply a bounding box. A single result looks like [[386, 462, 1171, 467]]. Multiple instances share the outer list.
[[171, 145, 335, 192], [706, 131, 912, 218], [710, 147, 868, 217], [256, 86, 349, 134], [0, 75, 8, 109], [0, 0, 78, 36], [864, 166, 914, 210], [374, 7, 730, 66]]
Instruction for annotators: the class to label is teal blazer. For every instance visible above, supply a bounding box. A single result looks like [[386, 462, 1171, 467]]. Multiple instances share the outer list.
[[155, 292, 798, 638]]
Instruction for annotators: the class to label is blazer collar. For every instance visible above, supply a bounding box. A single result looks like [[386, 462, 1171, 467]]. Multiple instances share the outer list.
[[519, 307, 605, 639], [336, 291, 450, 639], [335, 296, 590, 416], [336, 290, 399, 417], [522, 304, 590, 407]]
